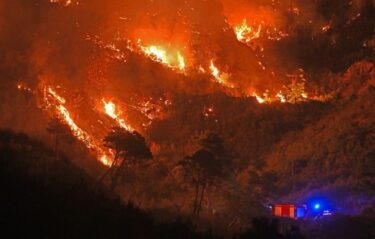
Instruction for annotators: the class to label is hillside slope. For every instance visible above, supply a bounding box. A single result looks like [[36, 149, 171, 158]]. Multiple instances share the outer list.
[[0, 129, 217, 239], [264, 62, 375, 212]]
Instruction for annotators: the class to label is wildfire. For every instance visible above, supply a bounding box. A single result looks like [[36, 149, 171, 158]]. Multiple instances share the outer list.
[[125, 96, 171, 126], [203, 106, 215, 118], [276, 91, 286, 103], [235, 19, 262, 43], [44, 86, 112, 166], [142, 46, 167, 63], [253, 93, 265, 104], [233, 18, 289, 46], [102, 99, 133, 132], [50, 0, 75, 6], [16, 1, 340, 175], [210, 60, 228, 85], [103, 101, 118, 119], [99, 154, 112, 166], [177, 52, 186, 70], [322, 24, 331, 32], [248, 85, 314, 104], [16, 83, 32, 92], [57, 105, 92, 145], [140, 44, 186, 71], [48, 87, 66, 104]]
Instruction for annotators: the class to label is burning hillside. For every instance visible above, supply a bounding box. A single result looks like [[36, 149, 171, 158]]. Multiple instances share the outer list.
[[0, 0, 374, 236]]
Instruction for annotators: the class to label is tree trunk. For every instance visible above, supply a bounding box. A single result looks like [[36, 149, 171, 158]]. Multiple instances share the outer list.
[[111, 154, 131, 190], [98, 151, 119, 184], [110, 169, 119, 191], [111, 151, 120, 167], [196, 183, 206, 221], [192, 181, 200, 220]]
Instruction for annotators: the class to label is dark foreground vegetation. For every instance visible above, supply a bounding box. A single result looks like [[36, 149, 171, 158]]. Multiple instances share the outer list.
[[0, 129, 201, 239], [1, 129, 374, 239], [0, 129, 287, 239]]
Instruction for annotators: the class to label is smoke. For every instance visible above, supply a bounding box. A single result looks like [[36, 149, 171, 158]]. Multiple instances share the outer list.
[[0, 0, 373, 136]]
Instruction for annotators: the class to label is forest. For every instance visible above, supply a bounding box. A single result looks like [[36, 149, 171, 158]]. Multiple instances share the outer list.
[[0, 0, 374, 238]]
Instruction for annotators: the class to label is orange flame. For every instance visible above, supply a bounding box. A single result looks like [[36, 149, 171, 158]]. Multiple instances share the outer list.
[[57, 104, 93, 146], [140, 43, 186, 71], [210, 60, 229, 84], [16, 83, 32, 92], [102, 99, 133, 132], [44, 86, 112, 166], [253, 93, 265, 104], [276, 91, 286, 103], [50, 0, 73, 6], [322, 24, 331, 32], [234, 19, 262, 43], [48, 87, 66, 104]]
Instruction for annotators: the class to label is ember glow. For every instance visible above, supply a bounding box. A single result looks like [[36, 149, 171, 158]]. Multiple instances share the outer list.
[[234, 19, 262, 43], [322, 24, 331, 32], [50, 0, 75, 6], [44, 86, 112, 166], [177, 52, 186, 71], [57, 105, 88, 144], [17, 83, 32, 93], [140, 44, 186, 71], [210, 60, 228, 85], [276, 91, 287, 103], [102, 99, 133, 132], [20, 0, 340, 171], [253, 93, 265, 104], [141, 46, 168, 64], [47, 88, 66, 104]]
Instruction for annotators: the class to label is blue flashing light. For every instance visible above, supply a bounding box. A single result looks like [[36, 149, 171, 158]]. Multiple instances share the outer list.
[[305, 196, 336, 217], [296, 207, 306, 218]]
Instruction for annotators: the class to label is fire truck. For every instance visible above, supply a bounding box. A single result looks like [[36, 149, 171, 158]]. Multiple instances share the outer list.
[[271, 204, 307, 219], [270, 202, 333, 220]]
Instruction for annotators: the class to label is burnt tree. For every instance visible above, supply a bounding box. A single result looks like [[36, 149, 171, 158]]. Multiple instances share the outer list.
[[100, 127, 152, 189], [46, 118, 75, 161], [180, 147, 224, 223]]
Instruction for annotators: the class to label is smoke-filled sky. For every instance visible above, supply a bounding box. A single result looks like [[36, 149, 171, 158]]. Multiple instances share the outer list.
[[0, 0, 373, 135]]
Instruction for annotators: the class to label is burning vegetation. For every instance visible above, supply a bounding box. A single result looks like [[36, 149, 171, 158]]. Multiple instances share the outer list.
[[0, 0, 374, 237]]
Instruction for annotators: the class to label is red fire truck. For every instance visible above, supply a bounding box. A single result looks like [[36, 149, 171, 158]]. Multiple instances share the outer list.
[[271, 204, 307, 219]]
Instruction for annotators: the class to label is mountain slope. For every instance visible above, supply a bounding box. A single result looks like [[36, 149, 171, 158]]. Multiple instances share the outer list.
[[264, 62, 375, 213], [0, 129, 217, 239]]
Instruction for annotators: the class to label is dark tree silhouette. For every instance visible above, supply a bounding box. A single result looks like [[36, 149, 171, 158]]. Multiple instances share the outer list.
[[179, 132, 229, 222], [46, 118, 75, 161], [100, 127, 152, 189], [200, 132, 232, 169], [0, 129, 223, 239], [180, 148, 224, 223], [201, 132, 224, 152], [238, 218, 305, 239]]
